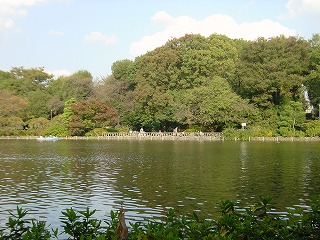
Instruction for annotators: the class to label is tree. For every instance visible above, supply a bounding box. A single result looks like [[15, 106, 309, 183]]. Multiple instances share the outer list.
[[69, 98, 118, 135], [47, 70, 94, 103], [61, 98, 77, 124], [10, 66, 53, 84], [62, 70, 94, 100], [164, 34, 238, 89], [277, 101, 305, 136], [173, 77, 254, 131], [305, 119, 320, 137], [25, 89, 51, 118], [121, 34, 240, 131], [45, 70, 95, 120], [28, 117, 50, 131], [111, 59, 136, 89], [0, 90, 29, 135], [306, 33, 320, 108], [43, 115, 69, 137], [94, 75, 135, 128], [129, 84, 174, 131], [234, 36, 311, 107], [134, 45, 180, 90], [0, 90, 29, 118]]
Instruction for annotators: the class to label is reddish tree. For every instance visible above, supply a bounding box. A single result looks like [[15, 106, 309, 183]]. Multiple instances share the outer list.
[[69, 98, 118, 135]]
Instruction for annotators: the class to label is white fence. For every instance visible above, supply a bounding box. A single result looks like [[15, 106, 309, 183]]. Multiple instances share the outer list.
[[100, 131, 223, 141]]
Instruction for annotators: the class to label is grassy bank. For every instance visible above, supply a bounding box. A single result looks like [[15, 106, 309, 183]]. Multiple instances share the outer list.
[[1, 196, 319, 239]]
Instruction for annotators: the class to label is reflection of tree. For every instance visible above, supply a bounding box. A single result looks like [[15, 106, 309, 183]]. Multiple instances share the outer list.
[[111, 141, 320, 217], [234, 142, 313, 210], [2, 140, 320, 223], [112, 141, 241, 216]]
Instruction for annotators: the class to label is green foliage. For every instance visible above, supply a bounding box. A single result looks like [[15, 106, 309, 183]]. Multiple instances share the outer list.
[[10, 67, 53, 84], [1, 197, 320, 239], [46, 70, 94, 106], [111, 59, 135, 87], [42, 115, 69, 137], [305, 120, 320, 137], [277, 101, 306, 136], [174, 77, 254, 131], [25, 89, 51, 118], [25, 117, 50, 135], [105, 127, 120, 132], [22, 221, 53, 240], [1, 33, 320, 135], [4, 206, 29, 239], [84, 128, 105, 136], [60, 71, 94, 100], [306, 34, 320, 107], [60, 207, 103, 239], [0, 116, 24, 135], [28, 117, 49, 130], [0, 206, 55, 240], [223, 126, 279, 140], [234, 36, 311, 107], [61, 98, 77, 124], [184, 125, 206, 132]]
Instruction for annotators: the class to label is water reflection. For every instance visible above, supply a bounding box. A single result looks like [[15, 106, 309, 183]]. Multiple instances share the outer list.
[[0, 139, 320, 230]]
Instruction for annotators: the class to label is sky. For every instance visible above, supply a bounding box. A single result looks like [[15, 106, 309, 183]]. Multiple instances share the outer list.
[[0, 0, 319, 79]]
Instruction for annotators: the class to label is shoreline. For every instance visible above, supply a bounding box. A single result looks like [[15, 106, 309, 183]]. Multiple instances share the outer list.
[[0, 132, 320, 141]]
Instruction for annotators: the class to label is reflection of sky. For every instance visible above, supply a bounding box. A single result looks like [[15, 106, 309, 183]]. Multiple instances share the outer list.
[[237, 142, 250, 201], [240, 141, 248, 169]]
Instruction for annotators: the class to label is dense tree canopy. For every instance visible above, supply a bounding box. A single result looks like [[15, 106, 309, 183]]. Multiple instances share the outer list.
[[173, 77, 254, 130], [0, 90, 29, 135], [232, 36, 311, 107], [1, 33, 320, 136], [306, 34, 320, 108]]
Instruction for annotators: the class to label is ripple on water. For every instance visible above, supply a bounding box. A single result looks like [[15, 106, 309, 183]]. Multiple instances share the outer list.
[[1, 140, 320, 231]]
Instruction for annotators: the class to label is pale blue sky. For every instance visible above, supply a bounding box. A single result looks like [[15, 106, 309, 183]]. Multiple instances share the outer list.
[[0, 0, 319, 79]]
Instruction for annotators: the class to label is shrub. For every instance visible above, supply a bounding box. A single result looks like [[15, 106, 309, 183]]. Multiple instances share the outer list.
[[305, 120, 320, 137], [0, 196, 319, 239]]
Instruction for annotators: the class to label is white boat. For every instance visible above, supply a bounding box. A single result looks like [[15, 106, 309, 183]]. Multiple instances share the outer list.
[[37, 136, 59, 141]]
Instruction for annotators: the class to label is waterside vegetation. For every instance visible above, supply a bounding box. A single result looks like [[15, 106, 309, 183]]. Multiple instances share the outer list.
[[1, 33, 320, 137], [0, 196, 319, 239]]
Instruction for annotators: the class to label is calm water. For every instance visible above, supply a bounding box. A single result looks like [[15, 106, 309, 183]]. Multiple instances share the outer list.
[[0, 139, 320, 229]]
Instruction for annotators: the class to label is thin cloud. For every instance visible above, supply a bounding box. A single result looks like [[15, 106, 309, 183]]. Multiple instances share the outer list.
[[84, 32, 117, 45], [151, 10, 174, 24], [0, 0, 57, 32], [3, 18, 15, 29], [285, 0, 320, 17], [48, 30, 64, 37], [130, 11, 296, 57], [47, 68, 72, 78]]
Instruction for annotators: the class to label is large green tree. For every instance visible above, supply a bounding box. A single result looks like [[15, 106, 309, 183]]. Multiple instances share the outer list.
[[10, 66, 53, 84], [120, 34, 241, 131], [46, 70, 94, 116], [173, 77, 254, 131], [277, 101, 306, 136], [233, 36, 311, 107], [0, 67, 54, 119], [306, 34, 320, 109]]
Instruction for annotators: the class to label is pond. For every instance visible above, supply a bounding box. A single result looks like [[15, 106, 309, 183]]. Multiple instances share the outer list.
[[0, 139, 320, 229]]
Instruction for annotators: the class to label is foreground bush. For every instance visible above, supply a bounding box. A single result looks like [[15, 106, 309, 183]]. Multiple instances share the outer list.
[[0, 196, 319, 239]]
